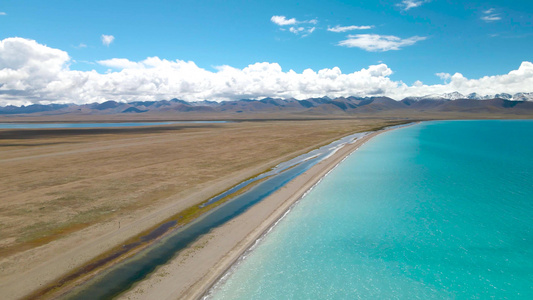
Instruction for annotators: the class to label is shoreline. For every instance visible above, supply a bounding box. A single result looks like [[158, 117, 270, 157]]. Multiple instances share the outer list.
[[119, 124, 411, 300], [193, 130, 388, 299]]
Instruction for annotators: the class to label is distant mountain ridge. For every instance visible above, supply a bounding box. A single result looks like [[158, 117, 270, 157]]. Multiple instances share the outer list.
[[403, 92, 533, 101], [1, 93, 533, 115]]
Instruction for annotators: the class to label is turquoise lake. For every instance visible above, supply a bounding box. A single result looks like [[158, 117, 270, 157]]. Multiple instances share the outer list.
[[209, 120, 533, 299]]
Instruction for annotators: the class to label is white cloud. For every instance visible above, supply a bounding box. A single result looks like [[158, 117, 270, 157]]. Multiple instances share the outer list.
[[271, 15, 317, 36], [76, 43, 87, 48], [395, 62, 533, 98], [481, 15, 501, 22], [397, 0, 429, 11], [481, 8, 501, 22], [436, 72, 452, 83], [413, 80, 423, 87], [338, 34, 426, 52], [271, 15, 297, 26], [0, 12, 6, 16], [101, 34, 115, 46], [1, 38, 532, 106], [289, 27, 305, 34], [288, 26, 315, 37], [98, 58, 143, 69], [271, 15, 316, 26], [327, 25, 374, 33]]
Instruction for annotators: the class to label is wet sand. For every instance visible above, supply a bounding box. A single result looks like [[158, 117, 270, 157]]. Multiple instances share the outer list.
[[118, 128, 394, 300]]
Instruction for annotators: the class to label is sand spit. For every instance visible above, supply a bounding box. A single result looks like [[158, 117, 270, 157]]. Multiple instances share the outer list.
[[119, 127, 404, 300]]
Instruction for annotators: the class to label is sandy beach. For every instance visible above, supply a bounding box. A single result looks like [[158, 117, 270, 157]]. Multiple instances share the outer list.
[[117, 128, 392, 300]]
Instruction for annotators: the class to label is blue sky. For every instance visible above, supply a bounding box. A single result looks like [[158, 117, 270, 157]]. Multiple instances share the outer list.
[[1, 0, 532, 105]]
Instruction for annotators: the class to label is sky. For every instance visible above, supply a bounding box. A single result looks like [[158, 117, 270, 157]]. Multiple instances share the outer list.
[[1, 0, 532, 106]]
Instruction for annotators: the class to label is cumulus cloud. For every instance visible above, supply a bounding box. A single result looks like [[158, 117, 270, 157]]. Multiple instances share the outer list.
[[1, 37, 532, 106], [338, 34, 426, 52], [288, 26, 315, 37], [327, 25, 374, 33], [481, 8, 501, 22], [271, 15, 316, 26], [271, 15, 297, 26], [289, 27, 305, 34], [101, 34, 115, 46], [271, 15, 317, 36], [98, 58, 143, 69], [394, 62, 533, 99], [482, 16, 501, 22], [397, 0, 430, 11], [436, 72, 452, 82]]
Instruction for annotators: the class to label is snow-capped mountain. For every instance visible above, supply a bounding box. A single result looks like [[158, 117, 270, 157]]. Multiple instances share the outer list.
[[2, 94, 532, 115], [494, 93, 513, 100], [466, 93, 492, 100], [403, 92, 533, 101], [512, 93, 533, 101], [441, 92, 466, 100], [473, 92, 533, 101], [403, 92, 466, 101]]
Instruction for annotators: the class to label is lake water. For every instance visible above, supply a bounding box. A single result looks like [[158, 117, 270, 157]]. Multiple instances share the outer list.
[[0, 121, 226, 129], [208, 120, 533, 299]]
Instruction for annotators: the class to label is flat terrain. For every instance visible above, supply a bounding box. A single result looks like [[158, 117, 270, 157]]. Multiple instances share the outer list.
[[0, 117, 403, 298]]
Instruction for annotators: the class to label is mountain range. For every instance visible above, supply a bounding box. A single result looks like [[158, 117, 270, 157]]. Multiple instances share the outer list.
[[403, 92, 533, 101], [1, 92, 533, 116]]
